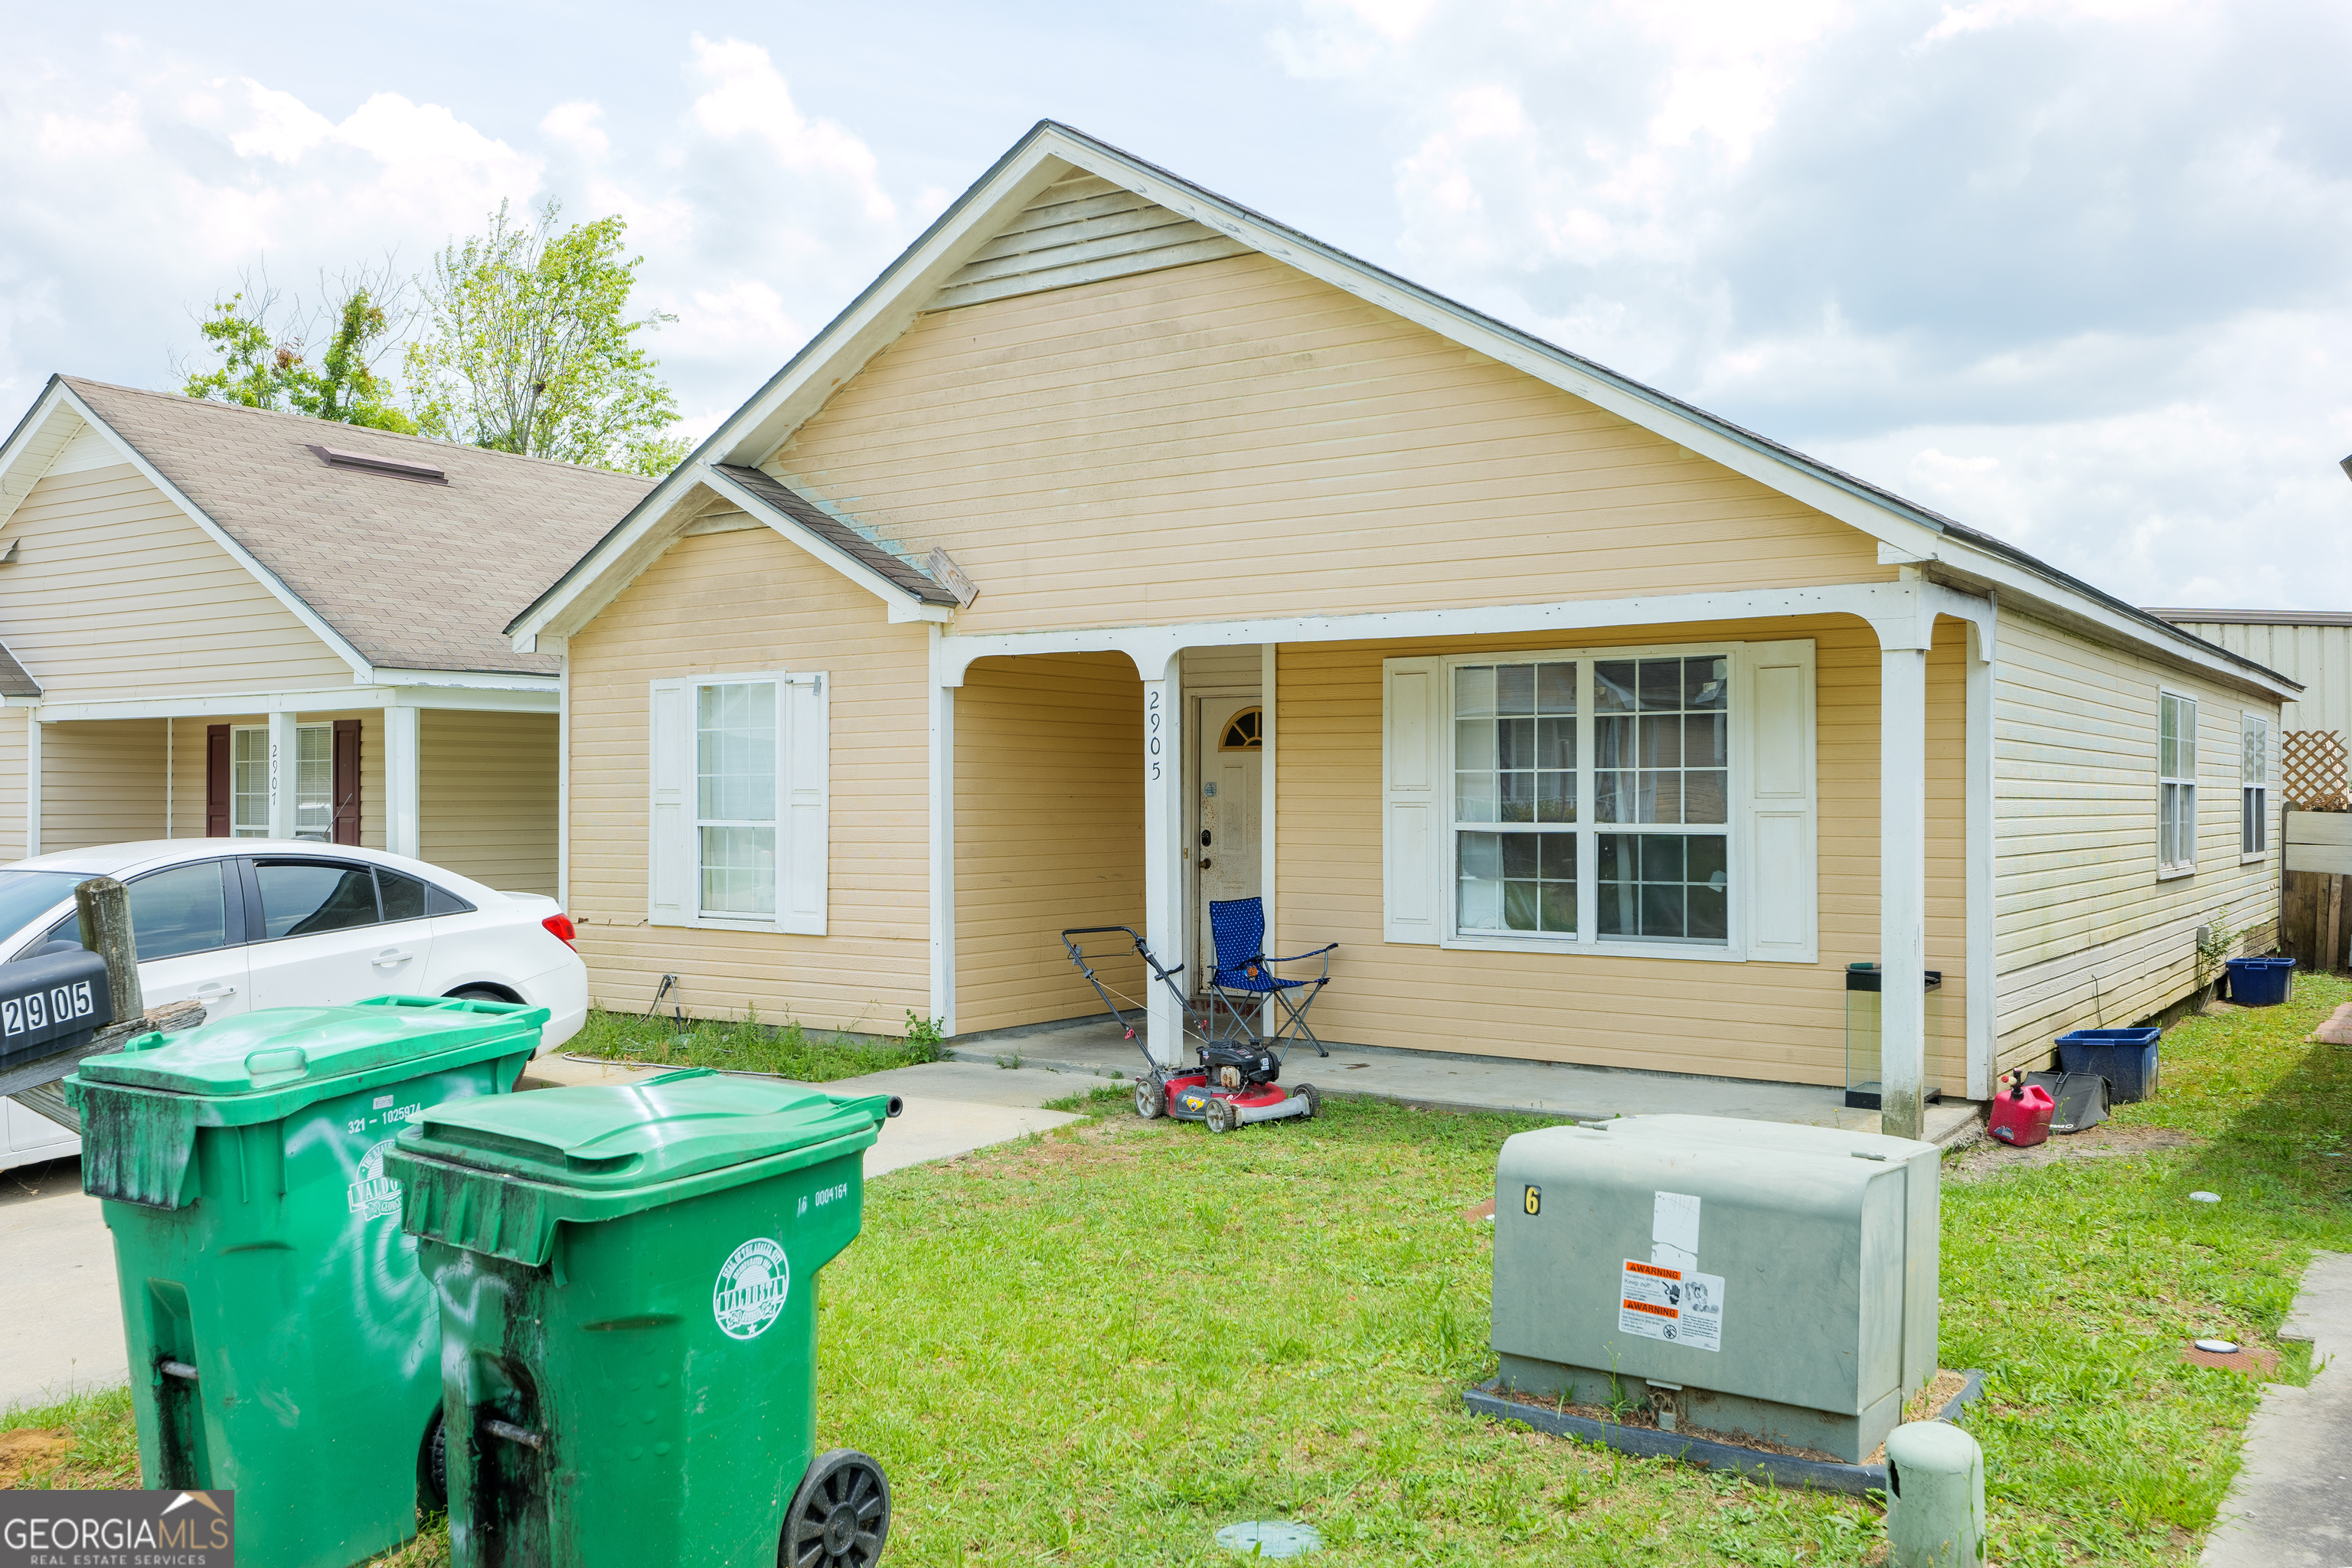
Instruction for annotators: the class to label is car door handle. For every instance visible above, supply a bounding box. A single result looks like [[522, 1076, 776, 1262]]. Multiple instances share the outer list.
[[373, 949, 414, 967], [194, 983, 237, 998]]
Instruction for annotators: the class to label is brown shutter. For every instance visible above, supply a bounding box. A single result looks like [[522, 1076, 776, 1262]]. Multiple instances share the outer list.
[[332, 719, 362, 846], [206, 724, 231, 838]]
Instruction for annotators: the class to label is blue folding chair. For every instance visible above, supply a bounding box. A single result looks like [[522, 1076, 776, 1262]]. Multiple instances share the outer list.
[[1205, 897, 1335, 1060]]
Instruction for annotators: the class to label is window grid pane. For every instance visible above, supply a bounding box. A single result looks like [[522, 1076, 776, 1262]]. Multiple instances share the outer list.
[[1596, 831, 1728, 944], [697, 683, 778, 916], [231, 728, 267, 838], [1457, 830, 1576, 934], [1595, 656, 1727, 826], [295, 724, 333, 840]]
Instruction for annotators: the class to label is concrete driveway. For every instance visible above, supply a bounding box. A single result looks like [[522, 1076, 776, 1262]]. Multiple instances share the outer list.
[[1, 1056, 1081, 1413]]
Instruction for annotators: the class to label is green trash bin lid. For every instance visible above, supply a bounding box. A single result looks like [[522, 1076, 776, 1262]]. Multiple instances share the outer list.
[[389, 1069, 892, 1265], [74, 995, 546, 1099]]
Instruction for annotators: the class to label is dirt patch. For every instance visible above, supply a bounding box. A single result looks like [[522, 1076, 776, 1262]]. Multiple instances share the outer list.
[[0, 1429, 73, 1488], [1947, 1123, 2205, 1181], [1463, 1197, 1496, 1223], [2180, 1341, 2282, 1377]]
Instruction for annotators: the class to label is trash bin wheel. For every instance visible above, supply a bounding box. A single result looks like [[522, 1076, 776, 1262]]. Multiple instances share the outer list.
[[1204, 1097, 1238, 1134], [419, 1406, 449, 1511], [1135, 1073, 1165, 1119], [782, 1449, 891, 1568], [1293, 1083, 1321, 1119]]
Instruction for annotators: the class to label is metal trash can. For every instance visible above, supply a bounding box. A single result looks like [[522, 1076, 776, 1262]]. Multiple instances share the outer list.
[[385, 1067, 900, 1568], [64, 996, 546, 1568]]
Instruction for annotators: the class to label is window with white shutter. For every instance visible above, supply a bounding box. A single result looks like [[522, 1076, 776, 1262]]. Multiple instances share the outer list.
[[1380, 640, 1816, 962], [648, 670, 829, 933]]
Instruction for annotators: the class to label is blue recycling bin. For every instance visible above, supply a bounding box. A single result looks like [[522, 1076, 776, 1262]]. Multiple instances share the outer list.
[[2223, 956, 2295, 1008], [2056, 1027, 2161, 1102]]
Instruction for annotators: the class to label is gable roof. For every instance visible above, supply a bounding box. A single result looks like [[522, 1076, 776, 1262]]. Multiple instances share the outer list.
[[508, 122, 2295, 697], [0, 377, 654, 678]]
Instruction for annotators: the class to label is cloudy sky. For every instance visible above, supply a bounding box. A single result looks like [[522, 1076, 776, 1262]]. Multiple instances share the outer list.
[[7, 0, 2350, 609]]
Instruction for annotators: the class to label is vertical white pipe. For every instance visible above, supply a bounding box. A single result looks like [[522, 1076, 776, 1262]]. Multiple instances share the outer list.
[[165, 717, 174, 839], [927, 626, 957, 1037], [266, 710, 299, 840], [1141, 651, 1184, 1070], [557, 667, 570, 902], [1880, 644, 1929, 1138], [385, 704, 422, 859]]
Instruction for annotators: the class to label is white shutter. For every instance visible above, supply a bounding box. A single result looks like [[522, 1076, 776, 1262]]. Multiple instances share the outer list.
[[1739, 639, 1818, 962], [1383, 657, 1446, 945], [648, 678, 694, 926], [778, 673, 830, 936]]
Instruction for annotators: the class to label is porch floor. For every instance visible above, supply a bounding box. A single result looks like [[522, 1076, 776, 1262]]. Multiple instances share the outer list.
[[950, 1017, 1984, 1145]]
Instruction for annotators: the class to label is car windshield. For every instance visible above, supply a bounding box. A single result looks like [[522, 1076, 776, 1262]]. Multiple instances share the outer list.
[[0, 871, 87, 945]]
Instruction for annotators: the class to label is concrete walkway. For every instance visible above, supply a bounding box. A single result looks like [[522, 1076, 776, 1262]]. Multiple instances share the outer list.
[[952, 1017, 1984, 1143], [1, 1056, 1080, 1413], [2200, 1250, 2352, 1567]]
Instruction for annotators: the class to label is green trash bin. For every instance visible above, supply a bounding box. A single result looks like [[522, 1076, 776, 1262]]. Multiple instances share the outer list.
[[64, 995, 547, 1568], [383, 1067, 900, 1568]]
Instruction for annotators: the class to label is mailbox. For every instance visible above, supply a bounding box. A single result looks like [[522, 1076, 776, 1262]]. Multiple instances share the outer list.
[[0, 948, 114, 1072]]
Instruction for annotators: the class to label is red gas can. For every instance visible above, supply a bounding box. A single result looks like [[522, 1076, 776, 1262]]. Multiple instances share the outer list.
[[1989, 1073, 2055, 1147]]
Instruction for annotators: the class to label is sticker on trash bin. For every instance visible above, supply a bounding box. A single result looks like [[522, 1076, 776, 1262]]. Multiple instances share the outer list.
[[714, 1237, 791, 1340], [1618, 1259, 1724, 1352], [347, 1138, 403, 1221]]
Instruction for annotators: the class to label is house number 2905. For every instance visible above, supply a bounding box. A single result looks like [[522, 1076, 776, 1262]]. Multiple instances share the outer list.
[[1146, 688, 1163, 781]]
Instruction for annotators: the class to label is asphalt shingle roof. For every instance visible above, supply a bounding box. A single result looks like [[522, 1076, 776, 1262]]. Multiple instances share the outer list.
[[0, 641, 41, 698], [710, 464, 959, 606], [66, 378, 655, 675]]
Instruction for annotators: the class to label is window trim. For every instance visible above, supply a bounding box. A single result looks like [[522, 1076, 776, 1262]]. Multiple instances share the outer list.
[[2240, 710, 2271, 864], [1431, 641, 1749, 963], [692, 675, 786, 926], [2156, 687, 2199, 880], [646, 668, 830, 935]]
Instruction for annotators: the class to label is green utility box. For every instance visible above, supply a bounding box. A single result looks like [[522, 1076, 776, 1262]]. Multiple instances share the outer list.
[[384, 1068, 898, 1568], [64, 996, 546, 1568]]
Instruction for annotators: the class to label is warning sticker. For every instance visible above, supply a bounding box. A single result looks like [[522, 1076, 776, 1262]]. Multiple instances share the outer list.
[[1618, 1259, 1724, 1353]]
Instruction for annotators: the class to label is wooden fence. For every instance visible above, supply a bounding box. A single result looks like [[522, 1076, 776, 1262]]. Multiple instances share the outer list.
[[2281, 730, 2351, 972]]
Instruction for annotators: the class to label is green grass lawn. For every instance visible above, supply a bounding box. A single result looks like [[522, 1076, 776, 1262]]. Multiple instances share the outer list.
[[11, 978, 2347, 1565], [557, 1004, 946, 1080]]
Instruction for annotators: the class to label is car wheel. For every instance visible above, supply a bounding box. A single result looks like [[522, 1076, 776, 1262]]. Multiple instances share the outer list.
[[447, 987, 512, 1004]]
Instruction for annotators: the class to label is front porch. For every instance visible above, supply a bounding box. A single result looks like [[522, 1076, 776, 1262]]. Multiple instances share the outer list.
[[15, 682, 560, 894], [933, 578, 1999, 1137]]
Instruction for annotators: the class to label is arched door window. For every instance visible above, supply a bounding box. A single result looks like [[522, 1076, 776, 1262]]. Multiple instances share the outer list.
[[1219, 707, 1263, 752]]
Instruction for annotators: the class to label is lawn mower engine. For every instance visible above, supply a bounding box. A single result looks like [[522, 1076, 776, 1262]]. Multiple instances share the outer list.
[[1138, 1044, 1321, 1133]]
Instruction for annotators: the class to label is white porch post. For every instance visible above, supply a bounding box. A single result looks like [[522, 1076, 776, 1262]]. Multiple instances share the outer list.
[[1140, 650, 1185, 1070], [266, 710, 299, 840], [25, 711, 41, 858], [385, 704, 422, 858], [928, 627, 958, 1037], [1965, 607, 1998, 1099], [1878, 603, 1931, 1140]]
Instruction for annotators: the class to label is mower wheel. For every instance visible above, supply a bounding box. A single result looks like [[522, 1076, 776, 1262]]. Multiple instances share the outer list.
[[1135, 1074, 1165, 1119], [1293, 1083, 1321, 1119], [1204, 1097, 1238, 1134]]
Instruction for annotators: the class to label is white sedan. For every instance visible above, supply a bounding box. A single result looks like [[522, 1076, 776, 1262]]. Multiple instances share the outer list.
[[0, 839, 588, 1171]]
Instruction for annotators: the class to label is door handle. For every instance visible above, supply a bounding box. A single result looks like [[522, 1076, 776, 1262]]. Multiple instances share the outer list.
[[194, 983, 237, 998], [373, 949, 414, 967], [1200, 858, 1212, 869]]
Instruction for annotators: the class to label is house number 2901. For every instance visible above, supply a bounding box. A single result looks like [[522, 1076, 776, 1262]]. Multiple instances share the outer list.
[[1146, 688, 1163, 781]]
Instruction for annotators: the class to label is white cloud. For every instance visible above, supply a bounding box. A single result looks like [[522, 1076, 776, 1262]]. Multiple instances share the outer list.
[[541, 100, 609, 160], [687, 35, 895, 224]]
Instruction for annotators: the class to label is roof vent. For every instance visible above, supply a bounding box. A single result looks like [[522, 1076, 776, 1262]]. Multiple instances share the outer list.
[[306, 444, 447, 485]]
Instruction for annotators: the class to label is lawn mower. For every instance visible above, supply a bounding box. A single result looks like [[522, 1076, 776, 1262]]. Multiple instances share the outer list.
[[1059, 923, 1323, 1133]]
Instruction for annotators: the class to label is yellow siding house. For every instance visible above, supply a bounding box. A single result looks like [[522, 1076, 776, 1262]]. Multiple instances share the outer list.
[[512, 123, 2297, 1122], [0, 380, 652, 894]]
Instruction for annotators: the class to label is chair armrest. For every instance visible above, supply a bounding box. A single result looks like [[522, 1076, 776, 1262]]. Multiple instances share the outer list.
[[1266, 943, 1339, 964]]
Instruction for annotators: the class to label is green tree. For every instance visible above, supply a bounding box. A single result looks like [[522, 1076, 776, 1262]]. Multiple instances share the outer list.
[[181, 269, 416, 432], [403, 199, 688, 476]]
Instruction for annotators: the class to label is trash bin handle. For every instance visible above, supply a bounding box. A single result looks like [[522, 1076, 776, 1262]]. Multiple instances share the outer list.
[[243, 1047, 309, 1079]]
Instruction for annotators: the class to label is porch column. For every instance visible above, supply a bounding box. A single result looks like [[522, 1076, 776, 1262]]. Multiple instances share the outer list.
[[927, 627, 957, 1037], [24, 711, 41, 858], [386, 704, 421, 858], [1139, 650, 1185, 1070], [1965, 609, 1997, 1099], [1878, 620, 1930, 1140], [266, 710, 300, 839]]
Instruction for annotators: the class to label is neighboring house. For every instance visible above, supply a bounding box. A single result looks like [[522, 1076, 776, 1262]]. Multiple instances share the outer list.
[[508, 122, 2296, 1104], [2148, 609, 2352, 742], [0, 378, 654, 893]]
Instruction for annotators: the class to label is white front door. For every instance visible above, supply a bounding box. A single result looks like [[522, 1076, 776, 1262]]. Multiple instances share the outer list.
[[1194, 696, 1265, 978]]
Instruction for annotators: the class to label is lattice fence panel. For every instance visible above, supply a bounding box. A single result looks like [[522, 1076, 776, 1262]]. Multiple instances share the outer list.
[[2283, 730, 2349, 810]]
